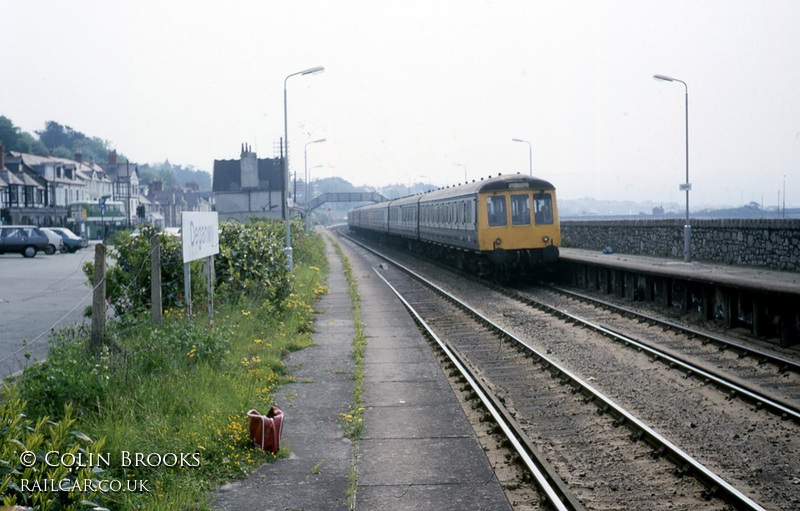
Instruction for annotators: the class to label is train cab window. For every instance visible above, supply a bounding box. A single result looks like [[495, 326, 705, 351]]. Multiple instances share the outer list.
[[510, 194, 531, 226], [533, 193, 554, 225], [486, 195, 507, 227]]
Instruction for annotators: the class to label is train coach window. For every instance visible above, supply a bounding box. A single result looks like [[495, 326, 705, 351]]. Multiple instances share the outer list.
[[486, 196, 507, 227], [510, 194, 531, 225], [533, 193, 554, 225]]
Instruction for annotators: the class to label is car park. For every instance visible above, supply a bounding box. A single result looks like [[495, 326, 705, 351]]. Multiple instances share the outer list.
[[39, 228, 64, 255], [48, 227, 88, 253], [0, 225, 49, 257]]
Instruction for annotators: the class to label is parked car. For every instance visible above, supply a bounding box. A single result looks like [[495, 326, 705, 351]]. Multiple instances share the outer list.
[[0, 225, 49, 257], [39, 228, 64, 255], [48, 227, 88, 253]]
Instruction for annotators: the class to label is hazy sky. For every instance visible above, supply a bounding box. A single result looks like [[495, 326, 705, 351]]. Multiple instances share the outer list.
[[3, 0, 799, 208]]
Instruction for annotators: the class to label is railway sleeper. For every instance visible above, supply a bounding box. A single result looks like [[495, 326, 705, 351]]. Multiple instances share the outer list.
[[650, 444, 666, 460], [674, 463, 691, 478], [700, 484, 721, 501]]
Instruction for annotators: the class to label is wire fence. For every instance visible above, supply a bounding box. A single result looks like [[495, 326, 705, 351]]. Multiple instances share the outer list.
[[0, 240, 166, 380]]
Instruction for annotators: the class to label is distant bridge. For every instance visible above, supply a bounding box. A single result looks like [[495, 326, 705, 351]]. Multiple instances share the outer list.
[[307, 191, 388, 211]]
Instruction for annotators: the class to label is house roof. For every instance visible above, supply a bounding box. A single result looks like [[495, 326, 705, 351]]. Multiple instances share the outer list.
[[18, 172, 45, 189], [76, 169, 113, 183], [9, 151, 95, 186], [102, 162, 138, 180], [0, 169, 28, 186], [0, 169, 25, 186], [212, 156, 283, 192]]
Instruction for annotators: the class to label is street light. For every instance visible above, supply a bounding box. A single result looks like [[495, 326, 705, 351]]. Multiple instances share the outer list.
[[654, 73, 691, 262], [453, 163, 467, 183], [283, 66, 324, 271], [304, 138, 326, 233], [511, 138, 532, 176]]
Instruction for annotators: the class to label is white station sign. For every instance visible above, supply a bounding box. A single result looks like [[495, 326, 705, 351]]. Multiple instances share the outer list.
[[181, 212, 219, 262]]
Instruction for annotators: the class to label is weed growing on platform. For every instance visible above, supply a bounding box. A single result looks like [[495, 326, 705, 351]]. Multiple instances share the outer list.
[[333, 241, 366, 440], [7, 224, 329, 510], [331, 236, 367, 509]]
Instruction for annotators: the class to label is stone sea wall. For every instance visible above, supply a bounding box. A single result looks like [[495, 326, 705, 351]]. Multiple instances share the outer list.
[[560, 218, 800, 272]]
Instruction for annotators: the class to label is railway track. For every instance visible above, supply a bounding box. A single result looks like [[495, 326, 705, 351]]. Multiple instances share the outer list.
[[544, 285, 800, 378], [505, 285, 800, 424], [338, 230, 772, 510]]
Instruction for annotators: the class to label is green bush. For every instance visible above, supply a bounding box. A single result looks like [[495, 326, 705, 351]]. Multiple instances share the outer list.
[[0, 385, 107, 511], [214, 221, 291, 306], [83, 224, 197, 321], [83, 221, 300, 323], [20, 325, 111, 418]]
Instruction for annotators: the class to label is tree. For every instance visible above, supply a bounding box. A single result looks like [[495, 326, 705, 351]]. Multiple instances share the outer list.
[[0, 116, 48, 155], [36, 121, 112, 163], [138, 163, 178, 189], [0, 116, 20, 147], [36, 121, 81, 149]]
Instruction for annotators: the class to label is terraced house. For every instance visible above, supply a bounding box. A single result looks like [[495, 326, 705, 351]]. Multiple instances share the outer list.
[[0, 144, 140, 232]]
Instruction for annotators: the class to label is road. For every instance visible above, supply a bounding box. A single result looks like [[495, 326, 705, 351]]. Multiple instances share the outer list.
[[0, 244, 97, 379]]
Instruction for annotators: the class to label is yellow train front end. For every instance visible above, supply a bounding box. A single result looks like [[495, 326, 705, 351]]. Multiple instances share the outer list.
[[476, 179, 560, 271]]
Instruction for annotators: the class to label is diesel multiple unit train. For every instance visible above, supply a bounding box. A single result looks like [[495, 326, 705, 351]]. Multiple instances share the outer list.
[[347, 173, 560, 278]]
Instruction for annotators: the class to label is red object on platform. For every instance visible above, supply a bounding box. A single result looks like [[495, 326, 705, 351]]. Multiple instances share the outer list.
[[247, 407, 284, 454]]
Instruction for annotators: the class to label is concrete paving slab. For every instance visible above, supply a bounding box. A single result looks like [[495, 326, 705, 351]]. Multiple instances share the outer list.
[[361, 404, 476, 439], [365, 346, 437, 364], [216, 456, 352, 511], [364, 362, 446, 382], [357, 437, 496, 486], [356, 483, 511, 511], [364, 381, 457, 407], [365, 334, 431, 349]]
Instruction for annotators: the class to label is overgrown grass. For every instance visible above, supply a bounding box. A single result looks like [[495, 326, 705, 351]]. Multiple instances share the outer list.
[[5, 227, 329, 510], [330, 236, 367, 509]]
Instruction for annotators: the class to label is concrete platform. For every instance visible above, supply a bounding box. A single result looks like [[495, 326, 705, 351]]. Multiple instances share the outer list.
[[558, 247, 800, 345], [212, 233, 510, 510], [560, 247, 800, 295]]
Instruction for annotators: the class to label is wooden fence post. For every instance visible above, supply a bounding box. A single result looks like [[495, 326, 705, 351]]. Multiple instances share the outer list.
[[206, 254, 215, 322], [90, 243, 106, 351], [151, 236, 162, 326], [184, 262, 192, 316]]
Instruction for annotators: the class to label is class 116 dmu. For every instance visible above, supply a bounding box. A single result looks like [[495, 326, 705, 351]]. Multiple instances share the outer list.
[[347, 173, 560, 279]]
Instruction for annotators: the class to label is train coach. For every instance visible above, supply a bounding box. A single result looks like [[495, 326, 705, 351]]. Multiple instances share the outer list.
[[348, 173, 560, 279]]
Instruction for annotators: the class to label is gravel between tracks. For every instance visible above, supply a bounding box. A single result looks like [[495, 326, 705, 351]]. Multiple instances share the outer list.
[[367, 241, 800, 510]]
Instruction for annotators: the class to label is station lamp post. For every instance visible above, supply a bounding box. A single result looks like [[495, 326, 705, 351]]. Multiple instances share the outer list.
[[654, 74, 691, 262], [511, 138, 532, 176], [283, 66, 324, 272]]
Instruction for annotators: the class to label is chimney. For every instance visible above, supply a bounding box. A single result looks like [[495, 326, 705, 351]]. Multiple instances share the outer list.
[[0, 141, 5, 171], [108, 150, 118, 166], [75, 149, 83, 163], [240, 144, 258, 188], [149, 179, 163, 195]]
